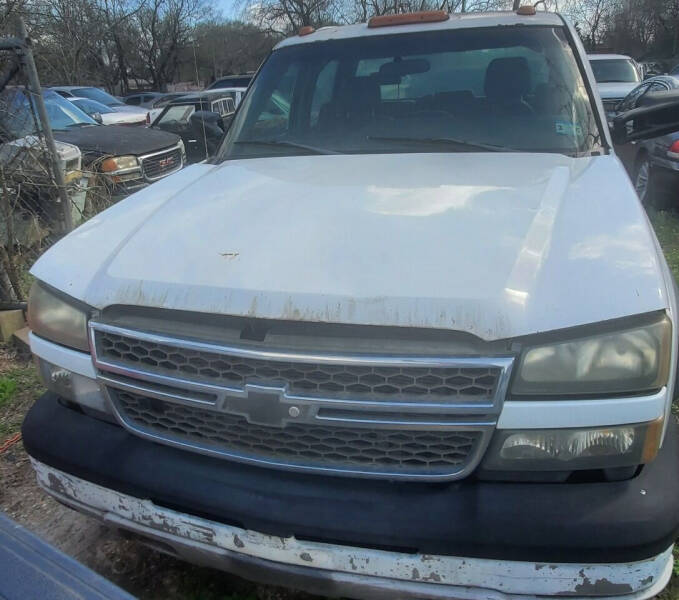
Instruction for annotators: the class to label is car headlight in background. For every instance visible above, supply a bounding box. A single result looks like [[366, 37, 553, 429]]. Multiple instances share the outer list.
[[27, 282, 90, 352], [100, 155, 139, 173], [177, 139, 186, 163], [512, 316, 671, 396], [100, 155, 142, 183]]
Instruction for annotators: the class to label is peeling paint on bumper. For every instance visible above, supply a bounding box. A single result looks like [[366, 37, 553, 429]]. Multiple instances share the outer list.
[[32, 459, 673, 600]]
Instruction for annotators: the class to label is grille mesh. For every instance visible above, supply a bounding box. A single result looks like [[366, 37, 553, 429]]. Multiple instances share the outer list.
[[114, 390, 481, 474], [141, 148, 181, 180], [98, 331, 500, 401]]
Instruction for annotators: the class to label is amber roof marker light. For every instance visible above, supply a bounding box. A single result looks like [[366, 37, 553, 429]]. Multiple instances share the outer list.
[[298, 26, 315, 36], [516, 5, 537, 15], [368, 10, 450, 28]]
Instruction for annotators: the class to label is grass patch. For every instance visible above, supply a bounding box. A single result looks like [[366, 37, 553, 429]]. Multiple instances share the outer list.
[[0, 377, 17, 408], [0, 351, 44, 439]]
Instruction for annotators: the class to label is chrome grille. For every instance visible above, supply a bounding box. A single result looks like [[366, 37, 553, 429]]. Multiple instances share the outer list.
[[98, 330, 500, 401], [91, 321, 513, 480], [113, 389, 482, 476], [140, 147, 182, 181]]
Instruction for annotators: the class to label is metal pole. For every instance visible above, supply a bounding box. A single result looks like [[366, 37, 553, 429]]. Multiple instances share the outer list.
[[16, 18, 73, 233], [512, 0, 521, 9]]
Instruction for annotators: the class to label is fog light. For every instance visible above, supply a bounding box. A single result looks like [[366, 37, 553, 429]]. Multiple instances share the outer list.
[[36, 358, 111, 415], [482, 420, 663, 472]]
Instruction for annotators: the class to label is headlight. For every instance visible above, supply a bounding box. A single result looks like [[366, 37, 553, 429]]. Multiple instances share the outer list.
[[100, 155, 139, 173], [177, 139, 186, 162], [482, 419, 663, 472], [27, 282, 90, 352], [512, 315, 671, 396]]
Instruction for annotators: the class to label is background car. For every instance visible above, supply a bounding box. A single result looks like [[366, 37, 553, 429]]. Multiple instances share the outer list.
[[123, 91, 165, 108], [588, 54, 642, 121], [150, 91, 235, 162], [614, 75, 679, 207], [2, 89, 184, 198], [67, 97, 147, 125], [50, 86, 148, 121], [206, 73, 253, 90], [144, 92, 189, 124], [210, 86, 247, 107]]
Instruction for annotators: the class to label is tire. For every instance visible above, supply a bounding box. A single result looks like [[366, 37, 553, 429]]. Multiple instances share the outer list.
[[635, 154, 673, 210]]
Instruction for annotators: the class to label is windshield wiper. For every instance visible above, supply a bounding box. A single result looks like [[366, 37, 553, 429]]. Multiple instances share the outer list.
[[367, 136, 519, 153], [234, 139, 338, 155], [66, 122, 96, 128]]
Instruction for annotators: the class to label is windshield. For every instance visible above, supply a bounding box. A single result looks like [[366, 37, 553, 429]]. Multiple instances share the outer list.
[[73, 87, 125, 107], [220, 26, 602, 160], [72, 98, 114, 115], [590, 59, 640, 83], [0, 90, 96, 139]]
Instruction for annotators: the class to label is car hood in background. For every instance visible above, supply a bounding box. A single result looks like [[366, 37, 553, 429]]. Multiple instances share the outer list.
[[31, 153, 669, 341], [111, 105, 148, 116], [101, 111, 146, 125], [596, 82, 639, 100], [53, 125, 179, 156]]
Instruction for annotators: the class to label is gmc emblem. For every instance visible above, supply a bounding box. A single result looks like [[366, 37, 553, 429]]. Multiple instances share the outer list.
[[158, 156, 175, 168]]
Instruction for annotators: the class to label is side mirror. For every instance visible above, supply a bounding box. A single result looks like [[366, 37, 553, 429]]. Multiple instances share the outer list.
[[92, 112, 103, 124], [611, 93, 679, 144]]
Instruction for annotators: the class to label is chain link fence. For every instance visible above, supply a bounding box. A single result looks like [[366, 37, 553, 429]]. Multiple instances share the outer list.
[[0, 20, 115, 303]]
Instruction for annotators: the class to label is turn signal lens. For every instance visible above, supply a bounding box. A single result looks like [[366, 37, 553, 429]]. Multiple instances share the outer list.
[[516, 5, 537, 15], [368, 10, 449, 28], [667, 140, 679, 159]]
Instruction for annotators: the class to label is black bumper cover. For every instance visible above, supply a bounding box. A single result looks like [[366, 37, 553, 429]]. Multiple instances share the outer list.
[[23, 393, 679, 564]]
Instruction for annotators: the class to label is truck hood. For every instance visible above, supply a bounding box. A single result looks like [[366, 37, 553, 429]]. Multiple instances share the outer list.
[[53, 125, 179, 157], [32, 153, 668, 341], [596, 82, 638, 100]]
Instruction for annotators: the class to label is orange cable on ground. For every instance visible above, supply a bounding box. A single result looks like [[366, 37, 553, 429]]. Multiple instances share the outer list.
[[0, 433, 21, 454]]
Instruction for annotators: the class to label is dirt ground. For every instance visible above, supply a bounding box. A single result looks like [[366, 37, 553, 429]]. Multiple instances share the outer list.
[[3, 209, 679, 599]]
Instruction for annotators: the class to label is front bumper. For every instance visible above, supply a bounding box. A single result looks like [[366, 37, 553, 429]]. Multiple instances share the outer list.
[[23, 394, 679, 599], [32, 459, 674, 600]]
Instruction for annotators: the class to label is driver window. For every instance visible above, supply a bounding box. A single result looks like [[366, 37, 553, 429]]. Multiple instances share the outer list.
[[251, 63, 299, 135]]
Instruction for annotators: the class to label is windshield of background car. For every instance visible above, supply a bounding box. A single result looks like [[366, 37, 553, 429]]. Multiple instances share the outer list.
[[0, 90, 96, 139], [73, 87, 125, 106], [590, 59, 640, 83], [154, 104, 198, 129], [72, 98, 114, 115], [219, 26, 602, 160]]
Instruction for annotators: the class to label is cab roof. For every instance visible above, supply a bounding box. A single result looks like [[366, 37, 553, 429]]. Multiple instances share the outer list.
[[587, 53, 634, 61], [275, 11, 565, 49]]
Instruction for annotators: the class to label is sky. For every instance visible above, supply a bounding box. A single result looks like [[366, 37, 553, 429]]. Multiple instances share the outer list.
[[212, 0, 241, 20]]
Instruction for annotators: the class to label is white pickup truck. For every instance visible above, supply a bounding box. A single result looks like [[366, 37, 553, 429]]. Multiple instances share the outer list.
[[22, 7, 679, 600]]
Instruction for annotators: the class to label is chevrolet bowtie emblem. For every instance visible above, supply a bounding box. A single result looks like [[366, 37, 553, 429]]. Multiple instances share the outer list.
[[222, 384, 302, 428]]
